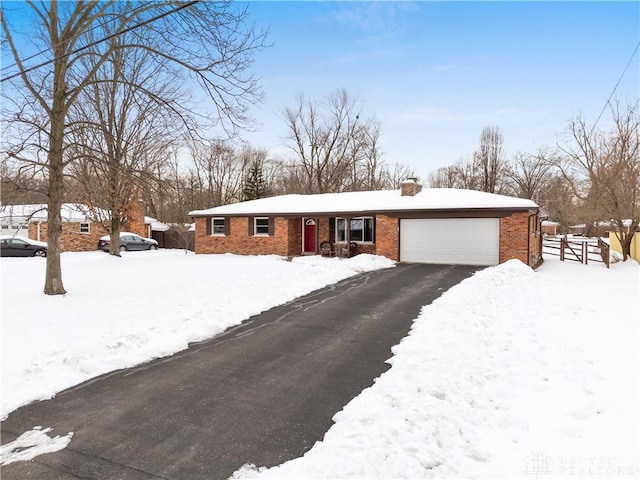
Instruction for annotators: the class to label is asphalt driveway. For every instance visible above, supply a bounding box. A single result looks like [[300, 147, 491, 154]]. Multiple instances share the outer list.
[[1, 263, 479, 479]]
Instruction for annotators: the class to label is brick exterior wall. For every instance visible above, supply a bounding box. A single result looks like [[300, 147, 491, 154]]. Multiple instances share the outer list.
[[195, 217, 293, 256], [28, 221, 109, 252], [375, 215, 399, 261], [23, 196, 150, 253], [541, 223, 557, 236], [499, 211, 539, 265], [193, 211, 539, 267], [317, 218, 331, 246], [286, 218, 302, 257]]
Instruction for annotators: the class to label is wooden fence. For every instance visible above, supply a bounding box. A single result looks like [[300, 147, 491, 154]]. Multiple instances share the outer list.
[[542, 237, 610, 268]]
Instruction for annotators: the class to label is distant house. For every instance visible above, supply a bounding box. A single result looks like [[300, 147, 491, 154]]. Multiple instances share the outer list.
[[145, 216, 172, 247], [189, 179, 544, 267], [541, 220, 560, 236], [570, 220, 640, 238], [0, 204, 108, 252], [0, 202, 166, 252]]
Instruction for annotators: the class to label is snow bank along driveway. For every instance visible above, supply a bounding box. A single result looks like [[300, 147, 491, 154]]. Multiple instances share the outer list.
[[234, 258, 640, 479]]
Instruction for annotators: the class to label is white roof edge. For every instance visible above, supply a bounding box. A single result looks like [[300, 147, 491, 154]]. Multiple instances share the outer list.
[[188, 188, 538, 217], [144, 216, 171, 231], [0, 203, 108, 222]]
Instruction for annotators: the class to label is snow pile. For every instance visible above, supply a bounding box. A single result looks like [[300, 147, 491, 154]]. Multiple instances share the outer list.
[[292, 253, 396, 273], [1, 251, 395, 419], [233, 258, 640, 479], [0, 426, 73, 465]]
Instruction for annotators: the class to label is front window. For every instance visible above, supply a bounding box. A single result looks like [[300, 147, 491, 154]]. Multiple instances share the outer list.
[[335, 217, 374, 243], [254, 217, 269, 236], [336, 218, 346, 242], [211, 218, 225, 235], [80, 222, 90, 233]]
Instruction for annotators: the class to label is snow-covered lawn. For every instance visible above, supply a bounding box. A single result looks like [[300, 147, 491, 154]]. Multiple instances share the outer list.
[[233, 257, 640, 479], [1, 250, 394, 420], [2, 251, 638, 478]]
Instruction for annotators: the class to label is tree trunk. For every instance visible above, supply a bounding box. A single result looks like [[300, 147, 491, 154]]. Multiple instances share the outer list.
[[109, 215, 122, 256], [622, 231, 634, 261], [44, 101, 67, 295]]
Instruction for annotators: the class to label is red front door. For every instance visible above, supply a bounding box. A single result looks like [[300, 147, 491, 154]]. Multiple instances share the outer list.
[[303, 218, 316, 253]]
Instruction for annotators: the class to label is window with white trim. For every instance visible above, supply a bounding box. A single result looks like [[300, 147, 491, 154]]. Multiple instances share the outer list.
[[80, 222, 90, 233], [211, 217, 226, 235], [254, 217, 269, 236], [335, 217, 374, 243]]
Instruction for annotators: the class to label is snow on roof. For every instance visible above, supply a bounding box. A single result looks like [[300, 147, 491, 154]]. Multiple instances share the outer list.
[[0, 203, 106, 222], [542, 220, 560, 226], [144, 216, 170, 232], [188, 188, 538, 217]]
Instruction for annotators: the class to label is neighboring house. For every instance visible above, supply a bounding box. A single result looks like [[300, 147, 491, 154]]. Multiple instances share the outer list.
[[541, 220, 560, 236], [0, 203, 109, 252], [145, 216, 170, 245], [0, 201, 160, 252], [145, 216, 195, 251], [569, 224, 587, 236], [189, 179, 544, 267], [0, 206, 30, 237], [570, 219, 640, 238]]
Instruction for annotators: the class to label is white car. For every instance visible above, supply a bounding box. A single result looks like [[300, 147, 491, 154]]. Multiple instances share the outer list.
[[98, 232, 158, 252]]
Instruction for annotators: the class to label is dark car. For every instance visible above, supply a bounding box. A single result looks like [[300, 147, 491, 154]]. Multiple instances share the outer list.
[[98, 232, 159, 252], [0, 235, 47, 257]]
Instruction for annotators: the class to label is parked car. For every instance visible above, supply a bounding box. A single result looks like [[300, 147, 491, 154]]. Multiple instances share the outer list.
[[0, 235, 47, 257], [98, 232, 158, 252]]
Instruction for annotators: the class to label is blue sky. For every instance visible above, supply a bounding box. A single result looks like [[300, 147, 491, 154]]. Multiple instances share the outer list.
[[2, 1, 638, 179], [240, 1, 640, 178]]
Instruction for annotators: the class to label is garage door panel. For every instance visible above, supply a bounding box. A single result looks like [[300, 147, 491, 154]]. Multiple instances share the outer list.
[[400, 218, 499, 265]]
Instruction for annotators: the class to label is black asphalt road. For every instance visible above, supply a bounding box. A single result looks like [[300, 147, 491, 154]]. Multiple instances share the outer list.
[[1, 263, 478, 480]]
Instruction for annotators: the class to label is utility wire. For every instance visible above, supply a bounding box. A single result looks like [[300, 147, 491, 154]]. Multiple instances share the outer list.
[[0, 0, 156, 74], [1, 0, 199, 84], [589, 40, 640, 136]]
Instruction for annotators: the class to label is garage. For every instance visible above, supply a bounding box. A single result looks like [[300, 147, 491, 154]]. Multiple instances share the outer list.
[[400, 218, 500, 266]]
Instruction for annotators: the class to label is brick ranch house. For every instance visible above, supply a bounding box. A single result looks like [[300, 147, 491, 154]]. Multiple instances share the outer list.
[[0, 201, 158, 252], [189, 179, 544, 267]]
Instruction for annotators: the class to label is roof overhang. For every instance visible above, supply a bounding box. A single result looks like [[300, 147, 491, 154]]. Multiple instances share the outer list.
[[190, 206, 537, 219]]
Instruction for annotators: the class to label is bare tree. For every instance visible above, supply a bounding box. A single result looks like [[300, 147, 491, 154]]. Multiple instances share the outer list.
[[1, 1, 266, 294], [346, 120, 388, 191], [67, 27, 184, 255], [191, 139, 248, 207], [474, 126, 505, 193], [504, 148, 556, 204], [454, 158, 482, 190], [541, 174, 579, 234], [558, 100, 640, 260], [282, 89, 380, 193], [427, 164, 459, 188]]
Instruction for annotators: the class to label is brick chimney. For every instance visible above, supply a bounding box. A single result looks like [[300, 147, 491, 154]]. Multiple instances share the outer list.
[[401, 177, 422, 197], [124, 187, 147, 237]]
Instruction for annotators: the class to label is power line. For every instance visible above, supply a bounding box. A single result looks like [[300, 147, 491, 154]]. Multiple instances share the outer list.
[[1, 0, 199, 84], [589, 40, 640, 136], [0, 0, 156, 74]]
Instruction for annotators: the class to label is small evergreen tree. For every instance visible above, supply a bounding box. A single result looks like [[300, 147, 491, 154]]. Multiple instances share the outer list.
[[243, 160, 268, 201]]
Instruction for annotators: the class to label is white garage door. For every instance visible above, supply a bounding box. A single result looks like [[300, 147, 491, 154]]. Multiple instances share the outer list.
[[400, 218, 500, 266]]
